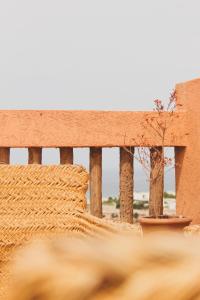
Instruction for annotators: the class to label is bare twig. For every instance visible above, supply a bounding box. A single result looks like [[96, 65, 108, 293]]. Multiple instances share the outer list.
[[123, 91, 177, 217]]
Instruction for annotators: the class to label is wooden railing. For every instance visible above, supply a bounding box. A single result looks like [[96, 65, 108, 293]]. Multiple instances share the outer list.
[[0, 109, 187, 224], [0, 78, 200, 223]]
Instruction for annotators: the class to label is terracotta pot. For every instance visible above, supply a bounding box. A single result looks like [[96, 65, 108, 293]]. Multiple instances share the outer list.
[[139, 216, 192, 235]]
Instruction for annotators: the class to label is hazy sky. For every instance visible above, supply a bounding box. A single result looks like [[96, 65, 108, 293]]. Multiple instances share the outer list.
[[0, 0, 199, 196]]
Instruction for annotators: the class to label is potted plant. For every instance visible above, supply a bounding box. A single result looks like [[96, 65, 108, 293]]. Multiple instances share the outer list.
[[125, 91, 192, 234]]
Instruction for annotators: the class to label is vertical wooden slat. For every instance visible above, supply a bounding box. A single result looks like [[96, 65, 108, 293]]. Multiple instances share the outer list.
[[175, 146, 185, 215], [28, 148, 42, 164], [149, 147, 164, 216], [0, 148, 10, 164], [120, 147, 134, 224], [90, 147, 102, 218], [60, 147, 73, 164]]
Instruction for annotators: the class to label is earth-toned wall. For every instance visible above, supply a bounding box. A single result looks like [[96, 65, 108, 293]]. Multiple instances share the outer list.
[[0, 110, 186, 147], [0, 78, 199, 223], [176, 78, 200, 223]]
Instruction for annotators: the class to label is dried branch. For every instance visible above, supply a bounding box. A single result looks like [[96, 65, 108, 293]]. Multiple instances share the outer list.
[[123, 90, 178, 217]]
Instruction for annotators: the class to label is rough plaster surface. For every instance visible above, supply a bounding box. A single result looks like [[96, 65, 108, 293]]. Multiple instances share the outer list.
[[0, 110, 186, 147], [0, 79, 198, 222], [176, 78, 200, 223]]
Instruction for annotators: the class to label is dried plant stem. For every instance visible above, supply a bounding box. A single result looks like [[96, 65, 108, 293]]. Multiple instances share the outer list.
[[124, 91, 177, 218]]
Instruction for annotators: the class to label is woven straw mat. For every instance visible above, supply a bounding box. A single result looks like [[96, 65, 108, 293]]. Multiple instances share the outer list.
[[0, 164, 140, 268]]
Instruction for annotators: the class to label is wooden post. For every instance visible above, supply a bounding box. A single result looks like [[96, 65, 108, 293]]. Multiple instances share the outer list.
[[60, 147, 73, 164], [28, 148, 42, 164], [90, 147, 102, 218], [0, 148, 10, 164], [149, 147, 164, 216], [120, 147, 134, 223]]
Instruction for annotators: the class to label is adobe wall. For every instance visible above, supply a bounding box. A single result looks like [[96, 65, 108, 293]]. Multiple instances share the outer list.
[[0, 110, 186, 147], [176, 78, 200, 223]]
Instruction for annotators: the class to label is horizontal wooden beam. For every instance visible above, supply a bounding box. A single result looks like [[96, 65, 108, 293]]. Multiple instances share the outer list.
[[0, 110, 188, 147]]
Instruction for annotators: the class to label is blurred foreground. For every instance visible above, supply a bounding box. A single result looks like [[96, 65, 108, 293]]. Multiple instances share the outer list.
[[6, 232, 200, 300]]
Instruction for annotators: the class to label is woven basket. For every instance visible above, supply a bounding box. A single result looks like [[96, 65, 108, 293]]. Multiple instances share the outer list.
[[0, 165, 140, 265], [0, 165, 85, 262], [8, 234, 200, 300], [0, 164, 141, 298]]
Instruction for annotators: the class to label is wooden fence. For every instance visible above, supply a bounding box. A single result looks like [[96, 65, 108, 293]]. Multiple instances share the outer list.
[[0, 78, 200, 223]]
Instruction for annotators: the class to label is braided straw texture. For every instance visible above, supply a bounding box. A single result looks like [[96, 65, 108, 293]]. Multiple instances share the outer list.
[[0, 164, 140, 298], [7, 233, 200, 300]]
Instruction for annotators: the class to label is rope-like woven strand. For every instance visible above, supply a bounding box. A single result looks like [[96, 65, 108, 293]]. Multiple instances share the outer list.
[[7, 234, 200, 300], [0, 164, 140, 298]]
